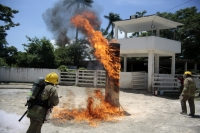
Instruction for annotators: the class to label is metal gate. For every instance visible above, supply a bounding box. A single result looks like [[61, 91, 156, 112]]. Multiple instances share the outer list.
[[132, 71, 147, 90], [60, 69, 106, 87]]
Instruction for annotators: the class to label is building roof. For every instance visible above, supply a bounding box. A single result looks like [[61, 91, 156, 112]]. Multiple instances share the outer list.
[[113, 15, 184, 33]]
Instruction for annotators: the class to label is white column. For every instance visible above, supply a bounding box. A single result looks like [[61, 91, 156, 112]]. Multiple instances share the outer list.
[[156, 29, 160, 36], [194, 63, 197, 73], [124, 56, 127, 72], [124, 32, 127, 38], [184, 62, 187, 71], [155, 55, 159, 74], [115, 26, 118, 39], [171, 55, 175, 74], [94, 70, 97, 87], [148, 50, 154, 91], [75, 70, 78, 85]]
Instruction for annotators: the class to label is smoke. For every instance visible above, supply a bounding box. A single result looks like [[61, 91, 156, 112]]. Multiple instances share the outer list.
[[42, 0, 102, 47], [42, 0, 71, 47], [0, 110, 29, 133], [87, 61, 104, 70]]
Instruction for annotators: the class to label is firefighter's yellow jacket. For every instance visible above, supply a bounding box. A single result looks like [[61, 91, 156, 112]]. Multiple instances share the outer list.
[[181, 77, 196, 97], [27, 84, 59, 121]]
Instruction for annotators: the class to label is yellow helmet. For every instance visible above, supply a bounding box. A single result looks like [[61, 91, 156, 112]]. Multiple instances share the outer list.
[[184, 71, 192, 76], [45, 72, 59, 85]]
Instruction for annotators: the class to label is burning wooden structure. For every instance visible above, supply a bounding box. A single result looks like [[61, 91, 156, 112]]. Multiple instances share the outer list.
[[71, 12, 121, 107], [105, 43, 120, 107], [51, 12, 124, 126]]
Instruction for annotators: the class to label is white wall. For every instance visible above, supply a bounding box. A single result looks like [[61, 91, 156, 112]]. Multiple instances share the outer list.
[[119, 37, 154, 51], [119, 36, 181, 54], [119, 72, 132, 89], [0, 67, 60, 83], [0, 68, 136, 89], [153, 36, 181, 53]]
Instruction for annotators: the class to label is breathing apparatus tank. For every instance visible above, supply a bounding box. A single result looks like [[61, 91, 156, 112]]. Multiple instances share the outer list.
[[27, 77, 45, 100]]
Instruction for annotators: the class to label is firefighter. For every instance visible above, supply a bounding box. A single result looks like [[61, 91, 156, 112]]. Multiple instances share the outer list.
[[26, 72, 59, 133], [179, 71, 196, 116]]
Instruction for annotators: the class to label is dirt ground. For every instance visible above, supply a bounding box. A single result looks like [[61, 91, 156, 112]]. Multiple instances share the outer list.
[[0, 83, 200, 133]]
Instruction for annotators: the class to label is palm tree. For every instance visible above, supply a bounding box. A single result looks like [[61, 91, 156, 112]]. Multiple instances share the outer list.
[[136, 10, 147, 17], [63, 0, 94, 42], [104, 12, 122, 39], [131, 10, 147, 37]]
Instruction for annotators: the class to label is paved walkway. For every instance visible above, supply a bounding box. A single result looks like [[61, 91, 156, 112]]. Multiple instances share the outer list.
[[0, 83, 32, 89]]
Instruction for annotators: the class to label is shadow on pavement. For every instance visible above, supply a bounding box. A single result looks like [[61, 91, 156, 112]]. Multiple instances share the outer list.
[[120, 89, 152, 96], [120, 88, 182, 100], [123, 111, 131, 116], [189, 115, 200, 119]]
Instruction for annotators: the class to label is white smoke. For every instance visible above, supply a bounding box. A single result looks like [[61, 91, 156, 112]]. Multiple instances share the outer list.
[[0, 110, 29, 133]]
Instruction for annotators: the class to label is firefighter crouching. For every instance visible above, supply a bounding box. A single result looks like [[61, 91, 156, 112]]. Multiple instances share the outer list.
[[26, 72, 59, 133], [179, 71, 197, 117]]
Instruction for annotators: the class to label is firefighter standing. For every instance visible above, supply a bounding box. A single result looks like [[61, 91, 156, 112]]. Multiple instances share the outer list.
[[26, 72, 59, 133], [180, 71, 196, 116]]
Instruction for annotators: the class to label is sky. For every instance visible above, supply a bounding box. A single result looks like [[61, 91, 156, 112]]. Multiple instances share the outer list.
[[0, 0, 200, 52]]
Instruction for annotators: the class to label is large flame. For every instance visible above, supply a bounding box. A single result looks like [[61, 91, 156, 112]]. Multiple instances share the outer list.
[[52, 90, 124, 126], [51, 12, 123, 126], [70, 11, 121, 85]]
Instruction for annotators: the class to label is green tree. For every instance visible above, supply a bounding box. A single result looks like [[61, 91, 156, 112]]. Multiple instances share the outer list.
[[21, 36, 56, 68], [4, 46, 18, 66], [136, 10, 147, 17], [0, 57, 8, 66], [55, 47, 71, 66], [0, 4, 20, 67], [157, 6, 200, 61], [0, 4, 19, 57], [55, 39, 92, 67], [15, 51, 27, 67], [104, 12, 122, 39], [63, 0, 94, 42]]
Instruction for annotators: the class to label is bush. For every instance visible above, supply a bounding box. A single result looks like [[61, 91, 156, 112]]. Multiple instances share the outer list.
[[0, 58, 8, 67], [78, 67, 87, 70], [58, 65, 68, 72]]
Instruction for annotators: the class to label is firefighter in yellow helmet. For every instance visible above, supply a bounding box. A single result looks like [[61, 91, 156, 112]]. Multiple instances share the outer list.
[[179, 71, 196, 117], [26, 72, 59, 133]]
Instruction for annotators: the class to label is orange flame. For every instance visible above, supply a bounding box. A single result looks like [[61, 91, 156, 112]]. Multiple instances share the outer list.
[[70, 11, 121, 86], [51, 12, 123, 126], [52, 90, 124, 126]]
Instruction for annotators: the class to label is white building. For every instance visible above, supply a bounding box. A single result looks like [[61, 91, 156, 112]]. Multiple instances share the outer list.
[[113, 15, 184, 91]]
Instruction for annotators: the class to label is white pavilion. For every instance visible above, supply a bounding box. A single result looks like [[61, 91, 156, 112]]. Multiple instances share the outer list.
[[113, 15, 184, 91]]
